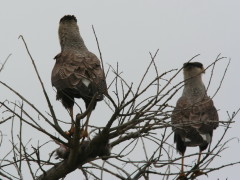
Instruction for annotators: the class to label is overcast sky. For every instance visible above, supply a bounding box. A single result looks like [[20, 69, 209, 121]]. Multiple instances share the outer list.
[[1, 1, 240, 179]]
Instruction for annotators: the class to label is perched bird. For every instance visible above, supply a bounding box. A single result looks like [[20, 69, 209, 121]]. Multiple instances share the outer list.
[[171, 62, 219, 178], [51, 15, 107, 136]]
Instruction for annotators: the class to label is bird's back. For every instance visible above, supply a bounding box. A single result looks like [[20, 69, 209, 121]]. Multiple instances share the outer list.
[[172, 95, 219, 148], [51, 50, 107, 108]]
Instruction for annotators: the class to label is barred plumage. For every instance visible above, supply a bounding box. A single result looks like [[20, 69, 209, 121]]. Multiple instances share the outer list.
[[51, 15, 107, 136], [171, 62, 219, 178]]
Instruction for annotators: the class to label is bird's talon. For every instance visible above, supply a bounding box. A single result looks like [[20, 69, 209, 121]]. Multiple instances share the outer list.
[[65, 130, 72, 137], [177, 172, 187, 180], [65, 127, 75, 137], [191, 169, 207, 178], [80, 130, 88, 138], [69, 127, 75, 134]]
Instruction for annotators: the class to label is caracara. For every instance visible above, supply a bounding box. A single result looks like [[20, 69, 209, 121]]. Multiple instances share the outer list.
[[51, 15, 107, 136], [171, 62, 219, 178]]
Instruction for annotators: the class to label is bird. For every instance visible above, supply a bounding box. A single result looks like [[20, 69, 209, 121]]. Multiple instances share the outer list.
[[171, 62, 219, 178], [51, 15, 107, 137]]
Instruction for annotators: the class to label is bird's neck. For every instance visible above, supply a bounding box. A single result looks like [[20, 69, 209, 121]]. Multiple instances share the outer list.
[[182, 76, 206, 99], [59, 24, 88, 52]]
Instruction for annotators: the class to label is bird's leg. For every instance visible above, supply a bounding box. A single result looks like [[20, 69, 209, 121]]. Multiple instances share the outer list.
[[181, 155, 184, 174], [191, 151, 206, 178], [197, 151, 202, 164], [81, 110, 92, 139], [65, 107, 75, 136], [177, 154, 186, 179], [70, 107, 75, 134]]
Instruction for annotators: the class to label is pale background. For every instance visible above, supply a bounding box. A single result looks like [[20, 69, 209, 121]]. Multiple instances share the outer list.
[[0, 0, 240, 179]]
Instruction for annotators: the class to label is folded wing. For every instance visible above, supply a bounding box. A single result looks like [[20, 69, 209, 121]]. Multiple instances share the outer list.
[[51, 51, 107, 108], [172, 96, 219, 147]]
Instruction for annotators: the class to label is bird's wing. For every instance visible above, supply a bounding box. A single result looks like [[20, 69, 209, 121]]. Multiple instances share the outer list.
[[172, 96, 219, 132], [51, 51, 107, 96]]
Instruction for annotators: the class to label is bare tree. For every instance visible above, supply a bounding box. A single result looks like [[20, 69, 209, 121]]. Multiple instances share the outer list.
[[0, 35, 239, 180]]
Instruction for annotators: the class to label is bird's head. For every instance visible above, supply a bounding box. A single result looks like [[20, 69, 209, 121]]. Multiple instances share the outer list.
[[183, 62, 205, 79], [58, 15, 87, 51], [59, 15, 78, 34], [60, 15, 77, 23]]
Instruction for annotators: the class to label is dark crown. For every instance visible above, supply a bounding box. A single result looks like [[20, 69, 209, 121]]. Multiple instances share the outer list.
[[183, 62, 203, 69], [60, 15, 77, 23]]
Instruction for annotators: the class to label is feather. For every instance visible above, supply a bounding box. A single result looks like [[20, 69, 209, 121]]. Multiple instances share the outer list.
[[171, 62, 219, 154], [52, 51, 107, 109]]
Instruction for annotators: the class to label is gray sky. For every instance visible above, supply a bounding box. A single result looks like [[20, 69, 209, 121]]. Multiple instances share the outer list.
[[1, 0, 240, 179]]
